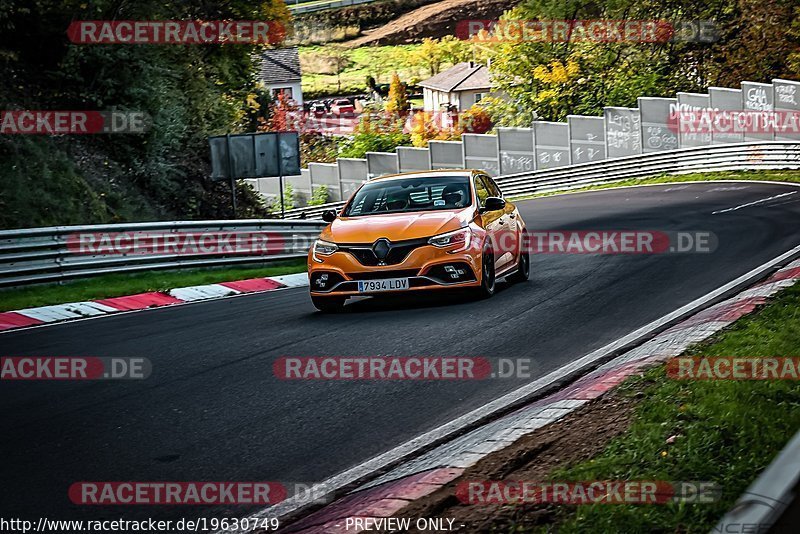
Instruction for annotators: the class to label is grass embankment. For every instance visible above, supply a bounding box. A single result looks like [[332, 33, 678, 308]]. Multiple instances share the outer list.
[[299, 43, 450, 98], [0, 259, 307, 312], [513, 169, 800, 202], [537, 283, 800, 532]]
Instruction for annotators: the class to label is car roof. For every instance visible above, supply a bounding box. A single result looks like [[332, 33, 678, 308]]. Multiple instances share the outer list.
[[369, 169, 480, 183]]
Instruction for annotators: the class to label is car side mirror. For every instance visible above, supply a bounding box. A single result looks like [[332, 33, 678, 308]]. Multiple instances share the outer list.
[[321, 210, 337, 223], [480, 197, 506, 213]]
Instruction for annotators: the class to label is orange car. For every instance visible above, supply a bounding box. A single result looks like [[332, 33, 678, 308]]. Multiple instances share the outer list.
[[307, 170, 529, 312]]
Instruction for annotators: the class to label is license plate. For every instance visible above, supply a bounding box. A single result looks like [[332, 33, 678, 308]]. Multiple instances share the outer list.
[[357, 278, 409, 293]]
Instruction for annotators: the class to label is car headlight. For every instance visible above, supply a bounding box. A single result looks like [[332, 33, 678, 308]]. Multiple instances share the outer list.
[[428, 227, 471, 252], [312, 240, 338, 262]]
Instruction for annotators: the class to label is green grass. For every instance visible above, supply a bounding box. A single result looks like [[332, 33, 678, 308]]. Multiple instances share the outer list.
[[0, 259, 307, 312], [532, 283, 800, 533], [299, 43, 450, 98], [511, 169, 800, 202]]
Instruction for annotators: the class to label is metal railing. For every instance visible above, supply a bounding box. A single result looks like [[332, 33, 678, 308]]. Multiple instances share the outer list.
[[283, 142, 800, 219], [4, 142, 799, 287], [0, 220, 325, 288]]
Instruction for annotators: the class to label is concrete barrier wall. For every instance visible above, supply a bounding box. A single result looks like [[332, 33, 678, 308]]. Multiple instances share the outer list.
[[568, 115, 606, 164], [498, 127, 535, 175], [676, 92, 712, 147], [285, 173, 311, 208], [534, 122, 571, 169], [429, 141, 465, 169], [462, 134, 500, 176], [605, 107, 642, 158], [309, 162, 341, 202], [337, 158, 368, 200], [397, 147, 431, 172], [247, 78, 800, 207], [709, 87, 745, 144], [741, 81, 774, 142], [638, 97, 679, 153], [366, 152, 399, 179], [773, 79, 800, 141]]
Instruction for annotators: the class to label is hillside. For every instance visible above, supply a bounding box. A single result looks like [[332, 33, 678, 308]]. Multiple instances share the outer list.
[[345, 0, 521, 47]]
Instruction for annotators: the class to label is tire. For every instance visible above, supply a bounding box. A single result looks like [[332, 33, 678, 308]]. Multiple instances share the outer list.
[[311, 295, 346, 313], [476, 246, 496, 299], [507, 243, 530, 284]]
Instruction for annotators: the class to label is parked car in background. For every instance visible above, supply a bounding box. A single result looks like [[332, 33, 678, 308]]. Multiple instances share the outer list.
[[310, 102, 327, 117], [330, 98, 355, 116]]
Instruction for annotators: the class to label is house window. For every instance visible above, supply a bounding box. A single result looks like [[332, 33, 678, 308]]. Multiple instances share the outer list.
[[272, 87, 293, 99], [474, 92, 487, 103]]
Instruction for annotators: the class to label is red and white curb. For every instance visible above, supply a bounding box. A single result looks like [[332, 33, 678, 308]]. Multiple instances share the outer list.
[[264, 259, 800, 534], [0, 273, 309, 332]]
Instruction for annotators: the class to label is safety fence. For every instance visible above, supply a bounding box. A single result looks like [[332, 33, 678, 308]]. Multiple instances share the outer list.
[[0, 220, 325, 287]]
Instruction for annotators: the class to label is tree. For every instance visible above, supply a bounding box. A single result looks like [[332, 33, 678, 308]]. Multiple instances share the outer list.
[[384, 72, 408, 115], [265, 91, 298, 131], [328, 45, 350, 93], [408, 38, 446, 77], [457, 105, 492, 134]]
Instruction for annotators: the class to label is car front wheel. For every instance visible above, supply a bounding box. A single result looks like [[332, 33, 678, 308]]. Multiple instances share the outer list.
[[476, 247, 496, 299], [507, 240, 530, 283]]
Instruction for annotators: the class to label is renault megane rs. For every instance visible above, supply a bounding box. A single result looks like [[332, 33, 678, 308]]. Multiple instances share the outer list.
[[307, 170, 529, 312]]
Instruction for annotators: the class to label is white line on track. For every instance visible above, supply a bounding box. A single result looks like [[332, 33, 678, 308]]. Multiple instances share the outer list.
[[712, 191, 797, 214]]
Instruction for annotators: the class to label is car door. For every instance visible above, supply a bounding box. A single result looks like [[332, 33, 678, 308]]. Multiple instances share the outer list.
[[478, 174, 519, 272], [474, 174, 505, 271], [481, 174, 519, 271]]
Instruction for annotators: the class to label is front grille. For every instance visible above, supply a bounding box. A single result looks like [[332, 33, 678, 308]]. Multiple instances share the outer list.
[[339, 237, 429, 266]]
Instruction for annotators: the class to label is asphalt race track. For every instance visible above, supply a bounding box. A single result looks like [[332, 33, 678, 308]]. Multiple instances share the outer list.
[[2, 182, 800, 523]]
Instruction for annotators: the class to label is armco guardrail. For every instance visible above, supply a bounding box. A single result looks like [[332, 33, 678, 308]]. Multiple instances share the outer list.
[[284, 141, 800, 219], [0, 220, 325, 287]]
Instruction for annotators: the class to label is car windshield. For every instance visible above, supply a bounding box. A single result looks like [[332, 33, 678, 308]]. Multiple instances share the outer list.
[[343, 176, 472, 216]]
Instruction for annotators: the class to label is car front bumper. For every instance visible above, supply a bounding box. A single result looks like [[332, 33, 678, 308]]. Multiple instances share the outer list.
[[307, 241, 483, 296]]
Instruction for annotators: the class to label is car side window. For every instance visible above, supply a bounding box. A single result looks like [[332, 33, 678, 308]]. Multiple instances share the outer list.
[[474, 176, 490, 207], [481, 175, 502, 198]]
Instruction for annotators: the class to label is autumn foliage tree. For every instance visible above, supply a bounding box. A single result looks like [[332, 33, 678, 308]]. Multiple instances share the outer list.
[[385, 72, 409, 115]]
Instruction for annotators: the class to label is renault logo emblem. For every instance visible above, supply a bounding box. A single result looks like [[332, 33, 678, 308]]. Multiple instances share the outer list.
[[373, 238, 391, 260]]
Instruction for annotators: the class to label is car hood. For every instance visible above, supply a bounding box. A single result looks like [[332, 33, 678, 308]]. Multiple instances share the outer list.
[[322, 209, 473, 244]]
